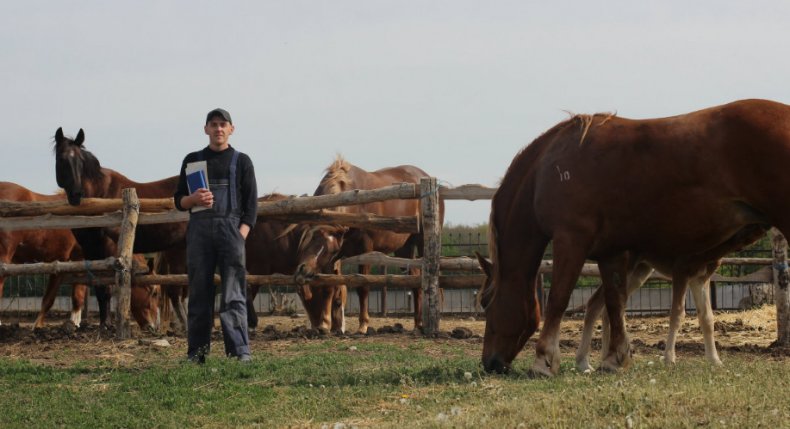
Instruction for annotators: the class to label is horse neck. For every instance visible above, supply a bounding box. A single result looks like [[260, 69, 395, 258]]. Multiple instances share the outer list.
[[102, 169, 179, 198]]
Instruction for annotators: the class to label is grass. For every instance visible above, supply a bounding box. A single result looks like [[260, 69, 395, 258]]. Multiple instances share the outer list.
[[0, 338, 788, 429]]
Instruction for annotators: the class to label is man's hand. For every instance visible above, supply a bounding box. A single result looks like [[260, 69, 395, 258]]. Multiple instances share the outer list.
[[181, 188, 213, 209], [239, 223, 250, 240]]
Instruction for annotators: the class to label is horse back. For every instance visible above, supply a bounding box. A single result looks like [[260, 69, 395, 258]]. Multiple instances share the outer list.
[[529, 99, 790, 256], [0, 182, 78, 263]]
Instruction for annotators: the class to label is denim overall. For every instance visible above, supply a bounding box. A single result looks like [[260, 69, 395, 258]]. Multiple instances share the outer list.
[[186, 149, 250, 359]]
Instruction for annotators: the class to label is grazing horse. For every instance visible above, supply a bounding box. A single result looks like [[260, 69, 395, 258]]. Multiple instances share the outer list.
[[477, 224, 766, 372], [53, 127, 187, 327], [572, 225, 766, 371], [245, 194, 302, 328], [480, 99, 786, 375], [244, 194, 319, 330], [293, 156, 443, 334]]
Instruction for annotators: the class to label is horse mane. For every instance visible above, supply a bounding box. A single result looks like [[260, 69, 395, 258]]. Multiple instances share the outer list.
[[486, 114, 608, 302], [80, 148, 105, 180], [318, 155, 353, 195], [562, 111, 617, 145]]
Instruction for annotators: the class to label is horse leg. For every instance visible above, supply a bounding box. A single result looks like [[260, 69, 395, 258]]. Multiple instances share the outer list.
[[395, 242, 425, 332], [94, 284, 113, 328], [599, 254, 632, 372], [665, 271, 690, 365], [246, 284, 260, 330], [689, 274, 722, 366], [356, 264, 371, 334], [168, 285, 188, 334], [576, 286, 604, 372], [70, 284, 88, 328], [577, 261, 652, 371], [532, 235, 588, 377], [34, 274, 61, 329], [330, 285, 347, 333]]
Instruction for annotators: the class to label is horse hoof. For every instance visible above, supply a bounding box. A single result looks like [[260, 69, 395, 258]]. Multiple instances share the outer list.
[[529, 358, 556, 378]]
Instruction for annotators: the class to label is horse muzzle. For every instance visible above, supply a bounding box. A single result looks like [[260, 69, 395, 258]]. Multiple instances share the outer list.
[[482, 354, 511, 374], [66, 191, 83, 206]]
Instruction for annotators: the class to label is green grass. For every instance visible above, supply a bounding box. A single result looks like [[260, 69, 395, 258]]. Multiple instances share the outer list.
[[1, 341, 788, 428]]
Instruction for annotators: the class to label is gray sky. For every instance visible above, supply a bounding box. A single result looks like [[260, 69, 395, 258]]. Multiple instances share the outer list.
[[3, 1, 789, 225]]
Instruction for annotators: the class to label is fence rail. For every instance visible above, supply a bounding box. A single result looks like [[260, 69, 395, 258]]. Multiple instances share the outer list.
[[1, 182, 789, 344]]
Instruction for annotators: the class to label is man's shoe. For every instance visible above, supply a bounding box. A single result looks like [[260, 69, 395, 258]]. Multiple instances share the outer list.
[[238, 354, 252, 364], [185, 354, 206, 365]]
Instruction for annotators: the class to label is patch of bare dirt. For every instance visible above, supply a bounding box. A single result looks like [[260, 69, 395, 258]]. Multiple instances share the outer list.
[[0, 306, 786, 367]]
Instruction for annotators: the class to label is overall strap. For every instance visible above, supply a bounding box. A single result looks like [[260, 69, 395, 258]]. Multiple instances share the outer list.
[[229, 149, 240, 212]]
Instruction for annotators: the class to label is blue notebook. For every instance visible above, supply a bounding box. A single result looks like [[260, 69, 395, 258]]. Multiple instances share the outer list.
[[186, 169, 207, 194]]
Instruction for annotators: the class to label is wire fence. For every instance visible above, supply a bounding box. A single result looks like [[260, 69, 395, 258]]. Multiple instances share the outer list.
[[1, 234, 776, 320]]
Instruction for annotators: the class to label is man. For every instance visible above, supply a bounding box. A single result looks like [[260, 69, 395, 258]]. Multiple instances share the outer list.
[[174, 108, 258, 363]]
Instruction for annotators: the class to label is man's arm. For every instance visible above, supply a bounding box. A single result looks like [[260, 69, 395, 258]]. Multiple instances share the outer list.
[[238, 153, 258, 238], [174, 152, 213, 210]]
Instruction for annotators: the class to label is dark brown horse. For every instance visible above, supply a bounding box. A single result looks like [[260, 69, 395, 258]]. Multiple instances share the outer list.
[[480, 99, 785, 375], [53, 127, 187, 328], [293, 156, 444, 334], [0, 181, 160, 330], [244, 194, 317, 329]]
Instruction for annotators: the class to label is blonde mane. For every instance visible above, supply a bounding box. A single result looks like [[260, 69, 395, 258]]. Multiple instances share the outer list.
[[563, 111, 616, 145], [319, 155, 353, 195]]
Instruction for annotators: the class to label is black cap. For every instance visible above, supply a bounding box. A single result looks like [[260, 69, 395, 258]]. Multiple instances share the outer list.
[[206, 108, 232, 124]]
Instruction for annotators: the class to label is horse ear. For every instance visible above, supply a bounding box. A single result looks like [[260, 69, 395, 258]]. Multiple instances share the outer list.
[[75, 129, 85, 146], [475, 251, 492, 277], [55, 127, 64, 144]]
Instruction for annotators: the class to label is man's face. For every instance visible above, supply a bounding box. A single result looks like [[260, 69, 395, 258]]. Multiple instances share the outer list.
[[204, 118, 234, 148]]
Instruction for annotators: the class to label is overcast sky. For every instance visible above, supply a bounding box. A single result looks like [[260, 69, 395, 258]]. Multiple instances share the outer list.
[[2, 1, 789, 225]]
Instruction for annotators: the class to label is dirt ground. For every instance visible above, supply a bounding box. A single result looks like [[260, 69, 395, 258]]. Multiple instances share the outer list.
[[0, 306, 787, 367]]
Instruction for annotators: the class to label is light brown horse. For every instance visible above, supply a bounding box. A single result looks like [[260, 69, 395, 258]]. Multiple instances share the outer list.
[[293, 156, 443, 334], [53, 127, 187, 329], [480, 99, 785, 375], [244, 194, 327, 329], [0, 182, 160, 330], [0, 182, 88, 328]]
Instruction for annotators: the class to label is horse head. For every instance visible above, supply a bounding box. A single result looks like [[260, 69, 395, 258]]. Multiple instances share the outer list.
[[476, 237, 543, 373], [131, 283, 162, 332], [54, 127, 102, 206], [293, 225, 347, 288], [292, 225, 348, 332]]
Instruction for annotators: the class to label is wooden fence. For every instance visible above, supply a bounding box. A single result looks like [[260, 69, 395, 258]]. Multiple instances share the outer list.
[[1, 182, 788, 344]]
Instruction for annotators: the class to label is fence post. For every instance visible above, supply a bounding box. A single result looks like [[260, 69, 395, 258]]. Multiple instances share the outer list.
[[114, 188, 139, 339], [420, 177, 441, 335], [771, 229, 790, 345]]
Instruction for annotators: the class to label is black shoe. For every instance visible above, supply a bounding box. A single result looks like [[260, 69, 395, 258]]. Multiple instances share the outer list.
[[185, 354, 206, 365], [238, 354, 252, 364]]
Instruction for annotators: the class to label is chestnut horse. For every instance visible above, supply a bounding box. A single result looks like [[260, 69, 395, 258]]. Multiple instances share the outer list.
[[478, 223, 766, 372], [572, 225, 766, 372], [244, 194, 327, 329], [293, 156, 443, 334], [480, 99, 785, 375], [1, 181, 88, 327], [53, 127, 188, 328], [0, 182, 160, 330]]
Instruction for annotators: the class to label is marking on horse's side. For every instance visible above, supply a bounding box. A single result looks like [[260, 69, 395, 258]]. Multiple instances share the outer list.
[[556, 166, 571, 182]]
